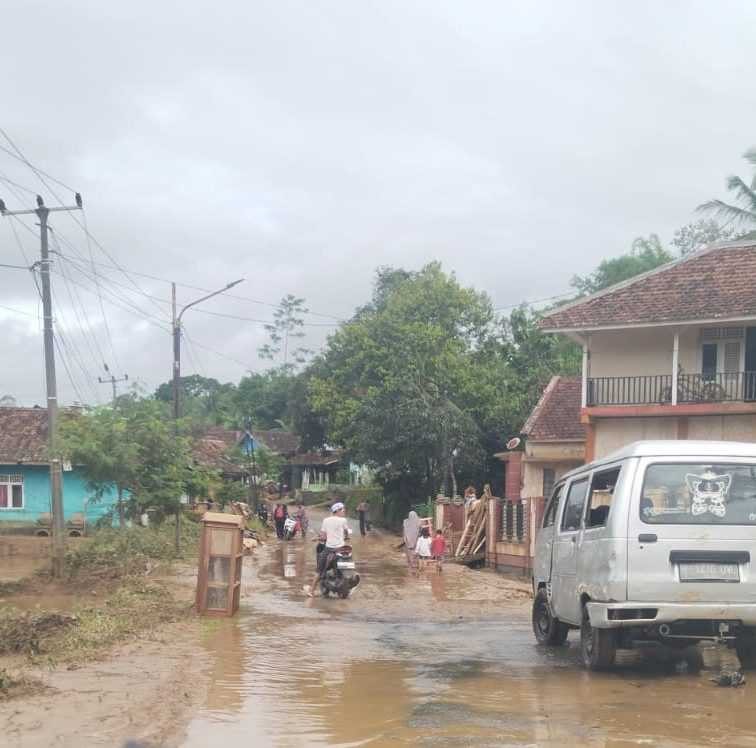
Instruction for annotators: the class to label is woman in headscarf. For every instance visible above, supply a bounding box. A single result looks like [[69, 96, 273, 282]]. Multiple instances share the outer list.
[[403, 510, 420, 571]]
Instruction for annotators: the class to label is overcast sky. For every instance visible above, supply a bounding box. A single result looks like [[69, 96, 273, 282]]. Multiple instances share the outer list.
[[1, 1, 755, 406]]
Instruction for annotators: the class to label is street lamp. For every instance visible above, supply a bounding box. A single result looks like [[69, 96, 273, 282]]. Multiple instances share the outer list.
[[172, 278, 244, 551]]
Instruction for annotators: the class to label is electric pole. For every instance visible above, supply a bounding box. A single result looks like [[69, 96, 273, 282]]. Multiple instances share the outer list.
[[98, 364, 128, 405], [0, 193, 83, 578], [172, 278, 244, 552]]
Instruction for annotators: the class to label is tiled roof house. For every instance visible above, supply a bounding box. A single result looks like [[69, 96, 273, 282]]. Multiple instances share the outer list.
[[0, 407, 118, 525], [539, 240, 756, 460]]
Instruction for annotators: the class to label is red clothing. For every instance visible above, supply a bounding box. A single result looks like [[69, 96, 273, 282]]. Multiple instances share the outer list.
[[430, 536, 446, 557]]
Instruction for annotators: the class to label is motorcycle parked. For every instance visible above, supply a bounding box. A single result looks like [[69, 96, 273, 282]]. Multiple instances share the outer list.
[[283, 515, 300, 541], [320, 545, 360, 598]]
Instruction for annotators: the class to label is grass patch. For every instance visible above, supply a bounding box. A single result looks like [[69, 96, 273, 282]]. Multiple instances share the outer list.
[[63, 521, 200, 580], [0, 576, 186, 665], [51, 577, 185, 663], [0, 580, 24, 595]]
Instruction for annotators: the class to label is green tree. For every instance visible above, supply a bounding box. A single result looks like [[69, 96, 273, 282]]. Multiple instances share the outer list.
[[258, 294, 312, 369], [60, 400, 213, 528], [154, 375, 236, 425], [671, 218, 736, 255], [59, 407, 138, 527], [698, 148, 756, 228], [307, 263, 502, 506], [233, 370, 292, 430], [571, 234, 673, 295]]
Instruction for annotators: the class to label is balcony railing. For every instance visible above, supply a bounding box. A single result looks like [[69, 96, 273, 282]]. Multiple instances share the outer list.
[[587, 372, 756, 407]]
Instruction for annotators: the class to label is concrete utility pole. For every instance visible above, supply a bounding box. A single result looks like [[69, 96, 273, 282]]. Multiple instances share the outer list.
[[98, 364, 128, 406], [172, 278, 244, 552], [0, 193, 83, 578]]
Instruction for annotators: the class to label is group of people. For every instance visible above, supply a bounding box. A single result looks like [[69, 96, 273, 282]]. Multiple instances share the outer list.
[[272, 501, 309, 539], [402, 511, 447, 573]]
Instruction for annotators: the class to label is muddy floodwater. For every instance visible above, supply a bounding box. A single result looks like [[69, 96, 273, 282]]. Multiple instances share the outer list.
[[182, 519, 756, 747]]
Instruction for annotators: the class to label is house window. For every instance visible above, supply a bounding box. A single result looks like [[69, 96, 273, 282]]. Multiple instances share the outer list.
[[700, 328, 744, 379], [542, 468, 555, 500], [725, 342, 741, 373], [0, 474, 24, 509], [702, 343, 718, 380]]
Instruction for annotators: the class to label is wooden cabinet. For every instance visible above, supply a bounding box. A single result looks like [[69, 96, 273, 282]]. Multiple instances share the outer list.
[[195, 512, 243, 617]]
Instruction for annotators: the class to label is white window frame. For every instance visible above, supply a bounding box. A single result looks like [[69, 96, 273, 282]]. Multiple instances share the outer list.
[[0, 474, 24, 510], [698, 328, 745, 375]]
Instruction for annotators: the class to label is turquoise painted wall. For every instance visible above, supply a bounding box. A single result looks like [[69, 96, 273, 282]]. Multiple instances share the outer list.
[[0, 465, 119, 525]]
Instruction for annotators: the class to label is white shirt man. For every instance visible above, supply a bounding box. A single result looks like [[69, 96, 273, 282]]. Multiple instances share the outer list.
[[306, 502, 351, 597], [321, 503, 351, 549]]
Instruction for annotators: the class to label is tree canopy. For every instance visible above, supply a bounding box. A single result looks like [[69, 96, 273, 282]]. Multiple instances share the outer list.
[[699, 148, 756, 228], [305, 263, 576, 505]]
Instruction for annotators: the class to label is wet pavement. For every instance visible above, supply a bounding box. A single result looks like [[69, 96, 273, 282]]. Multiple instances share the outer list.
[[181, 519, 756, 747]]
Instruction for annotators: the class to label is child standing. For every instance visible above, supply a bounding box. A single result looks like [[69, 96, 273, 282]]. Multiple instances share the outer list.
[[430, 529, 446, 574], [414, 527, 432, 572]]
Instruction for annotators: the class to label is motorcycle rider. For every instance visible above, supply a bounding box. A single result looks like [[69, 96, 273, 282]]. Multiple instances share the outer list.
[[305, 502, 354, 597]]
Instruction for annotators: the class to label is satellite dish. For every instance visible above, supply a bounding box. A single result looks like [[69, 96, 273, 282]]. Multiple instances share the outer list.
[[506, 437, 521, 450]]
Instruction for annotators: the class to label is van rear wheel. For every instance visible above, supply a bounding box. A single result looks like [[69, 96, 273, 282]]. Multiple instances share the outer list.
[[580, 605, 617, 670], [532, 589, 569, 646], [736, 634, 756, 669]]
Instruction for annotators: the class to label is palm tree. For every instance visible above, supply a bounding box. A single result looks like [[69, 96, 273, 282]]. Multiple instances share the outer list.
[[698, 148, 756, 227]]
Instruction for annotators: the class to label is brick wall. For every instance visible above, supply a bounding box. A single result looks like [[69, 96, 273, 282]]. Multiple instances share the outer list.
[[504, 452, 523, 499]]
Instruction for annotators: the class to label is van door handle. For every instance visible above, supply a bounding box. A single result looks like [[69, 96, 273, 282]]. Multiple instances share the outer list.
[[638, 533, 657, 543]]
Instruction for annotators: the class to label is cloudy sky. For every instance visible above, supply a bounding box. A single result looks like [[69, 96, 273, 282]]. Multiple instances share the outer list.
[[1, 1, 755, 405]]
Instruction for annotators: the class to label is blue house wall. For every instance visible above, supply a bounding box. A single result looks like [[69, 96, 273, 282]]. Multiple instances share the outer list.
[[0, 464, 119, 525]]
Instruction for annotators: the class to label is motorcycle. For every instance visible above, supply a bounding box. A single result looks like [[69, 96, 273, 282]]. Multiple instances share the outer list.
[[283, 515, 300, 541], [319, 545, 360, 598]]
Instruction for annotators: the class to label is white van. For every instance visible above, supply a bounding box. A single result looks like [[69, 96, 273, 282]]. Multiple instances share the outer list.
[[532, 440, 756, 670]]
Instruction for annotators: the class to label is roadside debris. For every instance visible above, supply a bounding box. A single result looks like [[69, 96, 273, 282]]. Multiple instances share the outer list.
[[711, 671, 746, 687], [453, 485, 492, 562]]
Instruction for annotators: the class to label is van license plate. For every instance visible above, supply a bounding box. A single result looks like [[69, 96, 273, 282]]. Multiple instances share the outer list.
[[679, 563, 740, 582]]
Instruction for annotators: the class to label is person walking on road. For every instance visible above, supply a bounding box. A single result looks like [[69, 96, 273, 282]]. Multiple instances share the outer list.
[[356, 500, 370, 537], [273, 503, 287, 539], [305, 502, 353, 597], [430, 529, 447, 574], [403, 510, 420, 572], [414, 527, 432, 572]]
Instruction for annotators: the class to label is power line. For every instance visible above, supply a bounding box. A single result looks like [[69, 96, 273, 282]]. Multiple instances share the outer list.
[[0, 129, 169, 322], [0, 302, 37, 318], [56, 251, 339, 327], [52, 230, 110, 374], [0, 131, 77, 192], [50, 251, 345, 322], [82, 210, 121, 372]]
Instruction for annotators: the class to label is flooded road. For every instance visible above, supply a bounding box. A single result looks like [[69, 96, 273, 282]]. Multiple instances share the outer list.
[[182, 521, 756, 747]]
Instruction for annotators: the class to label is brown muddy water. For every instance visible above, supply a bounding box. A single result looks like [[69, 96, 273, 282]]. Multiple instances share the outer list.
[[182, 522, 756, 748]]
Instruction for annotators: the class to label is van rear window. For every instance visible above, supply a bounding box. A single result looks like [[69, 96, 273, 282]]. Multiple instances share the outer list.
[[641, 463, 756, 525]]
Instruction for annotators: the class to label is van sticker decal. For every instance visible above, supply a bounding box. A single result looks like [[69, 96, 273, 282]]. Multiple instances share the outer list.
[[685, 469, 732, 518]]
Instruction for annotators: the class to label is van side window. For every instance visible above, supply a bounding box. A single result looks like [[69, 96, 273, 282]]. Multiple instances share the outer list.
[[542, 484, 564, 528], [561, 478, 589, 532], [586, 466, 621, 528]]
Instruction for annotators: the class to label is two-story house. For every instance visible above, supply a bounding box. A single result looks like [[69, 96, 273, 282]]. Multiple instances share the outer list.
[[540, 239, 756, 461]]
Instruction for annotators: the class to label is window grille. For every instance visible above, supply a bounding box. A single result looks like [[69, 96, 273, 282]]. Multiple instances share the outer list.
[[501, 499, 527, 543], [701, 327, 744, 340], [0, 474, 23, 484]]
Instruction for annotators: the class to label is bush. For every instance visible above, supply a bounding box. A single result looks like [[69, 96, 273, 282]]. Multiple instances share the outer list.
[[64, 520, 200, 579]]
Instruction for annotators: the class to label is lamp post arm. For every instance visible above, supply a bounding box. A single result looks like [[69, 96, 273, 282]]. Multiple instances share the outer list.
[[177, 278, 244, 323]]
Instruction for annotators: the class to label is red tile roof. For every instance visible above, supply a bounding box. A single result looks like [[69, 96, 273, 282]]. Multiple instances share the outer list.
[[0, 406, 53, 463], [192, 427, 301, 474], [540, 242, 756, 330], [522, 376, 585, 442]]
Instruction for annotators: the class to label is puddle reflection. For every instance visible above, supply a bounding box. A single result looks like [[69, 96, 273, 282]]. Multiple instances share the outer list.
[[182, 530, 756, 747]]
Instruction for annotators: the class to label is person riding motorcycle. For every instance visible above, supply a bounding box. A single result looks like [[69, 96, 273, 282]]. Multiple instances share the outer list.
[[305, 502, 354, 597]]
